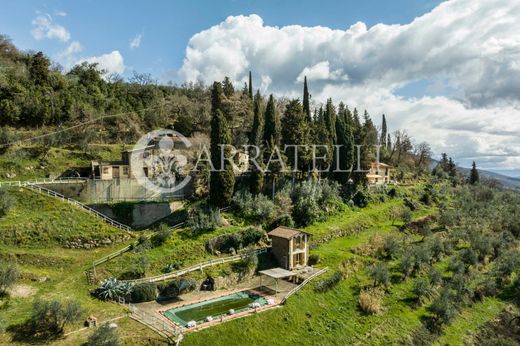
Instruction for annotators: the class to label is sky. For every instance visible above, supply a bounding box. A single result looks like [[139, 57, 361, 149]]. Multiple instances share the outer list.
[[1, 0, 520, 176]]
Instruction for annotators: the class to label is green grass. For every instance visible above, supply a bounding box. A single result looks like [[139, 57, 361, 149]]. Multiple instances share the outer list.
[[180, 200, 435, 346], [0, 188, 130, 247]]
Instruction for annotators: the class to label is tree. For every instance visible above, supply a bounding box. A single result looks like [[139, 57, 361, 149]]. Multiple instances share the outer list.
[[368, 262, 390, 287], [222, 77, 234, 97], [209, 109, 235, 207], [248, 71, 253, 99], [249, 90, 264, 146], [413, 277, 433, 302], [429, 289, 455, 325], [29, 298, 83, 336], [303, 76, 311, 122], [248, 90, 265, 194], [87, 323, 121, 346], [448, 157, 457, 177], [281, 99, 309, 173], [0, 262, 18, 294], [29, 52, 50, 86], [469, 161, 479, 185], [263, 94, 280, 147], [333, 115, 354, 184], [380, 114, 388, 147]]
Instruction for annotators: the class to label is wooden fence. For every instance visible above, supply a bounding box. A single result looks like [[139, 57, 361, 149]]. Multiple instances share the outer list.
[[280, 267, 328, 304]]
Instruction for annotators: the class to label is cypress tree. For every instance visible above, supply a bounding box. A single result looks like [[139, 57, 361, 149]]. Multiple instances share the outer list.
[[263, 94, 280, 147], [381, 114, 387, 147], [303, 76, 311, 122], [210, 82, 235, 207], [248, 71, 253, 99], [352, 108, 362, 145], [469, 161, 479, 185], [281, 99, 309, 172], [448, 157, 457, 177], [333, 116, 354, 184], [387, 133, 392, 150], [249, 90, 264, 145], [249, 90, 264, 194]]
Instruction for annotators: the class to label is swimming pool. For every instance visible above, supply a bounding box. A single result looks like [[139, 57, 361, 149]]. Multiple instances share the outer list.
[[162, 290, 267, 327]]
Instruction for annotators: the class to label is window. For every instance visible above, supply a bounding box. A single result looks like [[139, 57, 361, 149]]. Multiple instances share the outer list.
[[102, 167, 109, 174], [123, 167, 129, 175], [293, 253, 305, 267]]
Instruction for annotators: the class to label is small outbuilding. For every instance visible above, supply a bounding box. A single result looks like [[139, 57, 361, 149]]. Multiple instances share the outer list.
[[267, 226, 310, 270]]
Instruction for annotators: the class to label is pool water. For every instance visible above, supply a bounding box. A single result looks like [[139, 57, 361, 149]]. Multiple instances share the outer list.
[[162, 291, 267, 327]]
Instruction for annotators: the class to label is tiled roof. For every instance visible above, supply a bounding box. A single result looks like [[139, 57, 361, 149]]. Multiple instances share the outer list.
[[268, 226, 309, 239]]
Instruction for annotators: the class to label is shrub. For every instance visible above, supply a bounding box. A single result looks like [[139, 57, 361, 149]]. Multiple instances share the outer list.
[[400, 208, 413, 224], [233, 190, 275, 222], [367, 262, 390, 287], [352, 190, 369, 208], [308, 254, 320, 266], [293, 195, 321, 227], [87, 323, 121, 346], [206, 227, 264, 254], [158, 278, 197, 298], [131, 283, 157, 303], [493, 249, 520, 283], [150, 225, 172, 248], [428, 289, 456, 325], [0, 262, 19, 294], [383, 236, 401, 259], [188, 206, 222, 232], [387, 188, 398, 198], [0, 189, 15, 218], [29, 298, 83, 336], [412, 277, 433, 302], [359, 287, 384, 315], [428, 267, 442, 286], [313, 271, 342, 293]]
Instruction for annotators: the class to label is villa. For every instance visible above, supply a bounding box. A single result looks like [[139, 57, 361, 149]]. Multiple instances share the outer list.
[[366, 162, 393, 185]]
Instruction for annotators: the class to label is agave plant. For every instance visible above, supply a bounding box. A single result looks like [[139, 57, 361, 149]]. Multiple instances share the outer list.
[[94, 278, 128, 301]]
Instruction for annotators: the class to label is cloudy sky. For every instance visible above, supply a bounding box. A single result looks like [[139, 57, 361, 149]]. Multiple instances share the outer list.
[[1, 0, 519, 176]]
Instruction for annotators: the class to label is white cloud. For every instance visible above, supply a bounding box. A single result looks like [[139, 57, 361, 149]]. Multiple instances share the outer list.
[[178, 1, 520, 172], [130, 33, 143, 49], [57, 41, 83, 68], [54, 10, 67, 17], [31, 14, 70, 42], [78, 51, 126, 76]]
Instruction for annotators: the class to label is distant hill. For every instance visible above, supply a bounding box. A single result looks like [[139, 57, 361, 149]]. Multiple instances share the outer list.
[[458, 166, 520, 190]]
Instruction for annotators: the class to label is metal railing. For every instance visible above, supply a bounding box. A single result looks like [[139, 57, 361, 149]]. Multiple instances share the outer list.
[[280, 267, 328, 304], [128, 303, 184, 339], [120, 247, 270, 284], [24, 184, 131, 231], [0, 177, 87, 188], [91, 220, 187, 268]]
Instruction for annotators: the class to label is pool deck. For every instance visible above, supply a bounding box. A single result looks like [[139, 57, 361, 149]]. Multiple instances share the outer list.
[[135, 275, 297, 333]]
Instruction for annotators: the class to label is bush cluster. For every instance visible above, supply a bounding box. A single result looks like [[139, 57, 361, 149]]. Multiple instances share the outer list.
[[313, 271, 342, 293], [206, 227, 264, 254]]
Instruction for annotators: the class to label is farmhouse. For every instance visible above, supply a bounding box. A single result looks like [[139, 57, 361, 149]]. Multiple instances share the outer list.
[[267, 226, 310, 270], [366, 162, 393, 185]]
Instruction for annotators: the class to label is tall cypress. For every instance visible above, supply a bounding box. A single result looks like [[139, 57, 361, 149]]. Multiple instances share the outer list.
[[263, 94, 280, 147], [303, 76, 311, 122], [381, 114, 387, 147], [333, 116, 354, 184], [281, 99, 309, 172], [469, 161, 479, 185], [248, 90, 264, 194], [210, 82, 235, 207], [248, 71, 253, 99], [249, 90, 263, 145]]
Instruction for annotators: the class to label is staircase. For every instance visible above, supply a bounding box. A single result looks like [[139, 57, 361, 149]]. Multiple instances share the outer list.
[[128, 303, 184, 344], [85, 269, 96, 285]]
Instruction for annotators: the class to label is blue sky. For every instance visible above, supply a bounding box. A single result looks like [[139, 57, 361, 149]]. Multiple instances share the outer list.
[[0, 0, 441, 83], [1, 0, 520, 176]]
